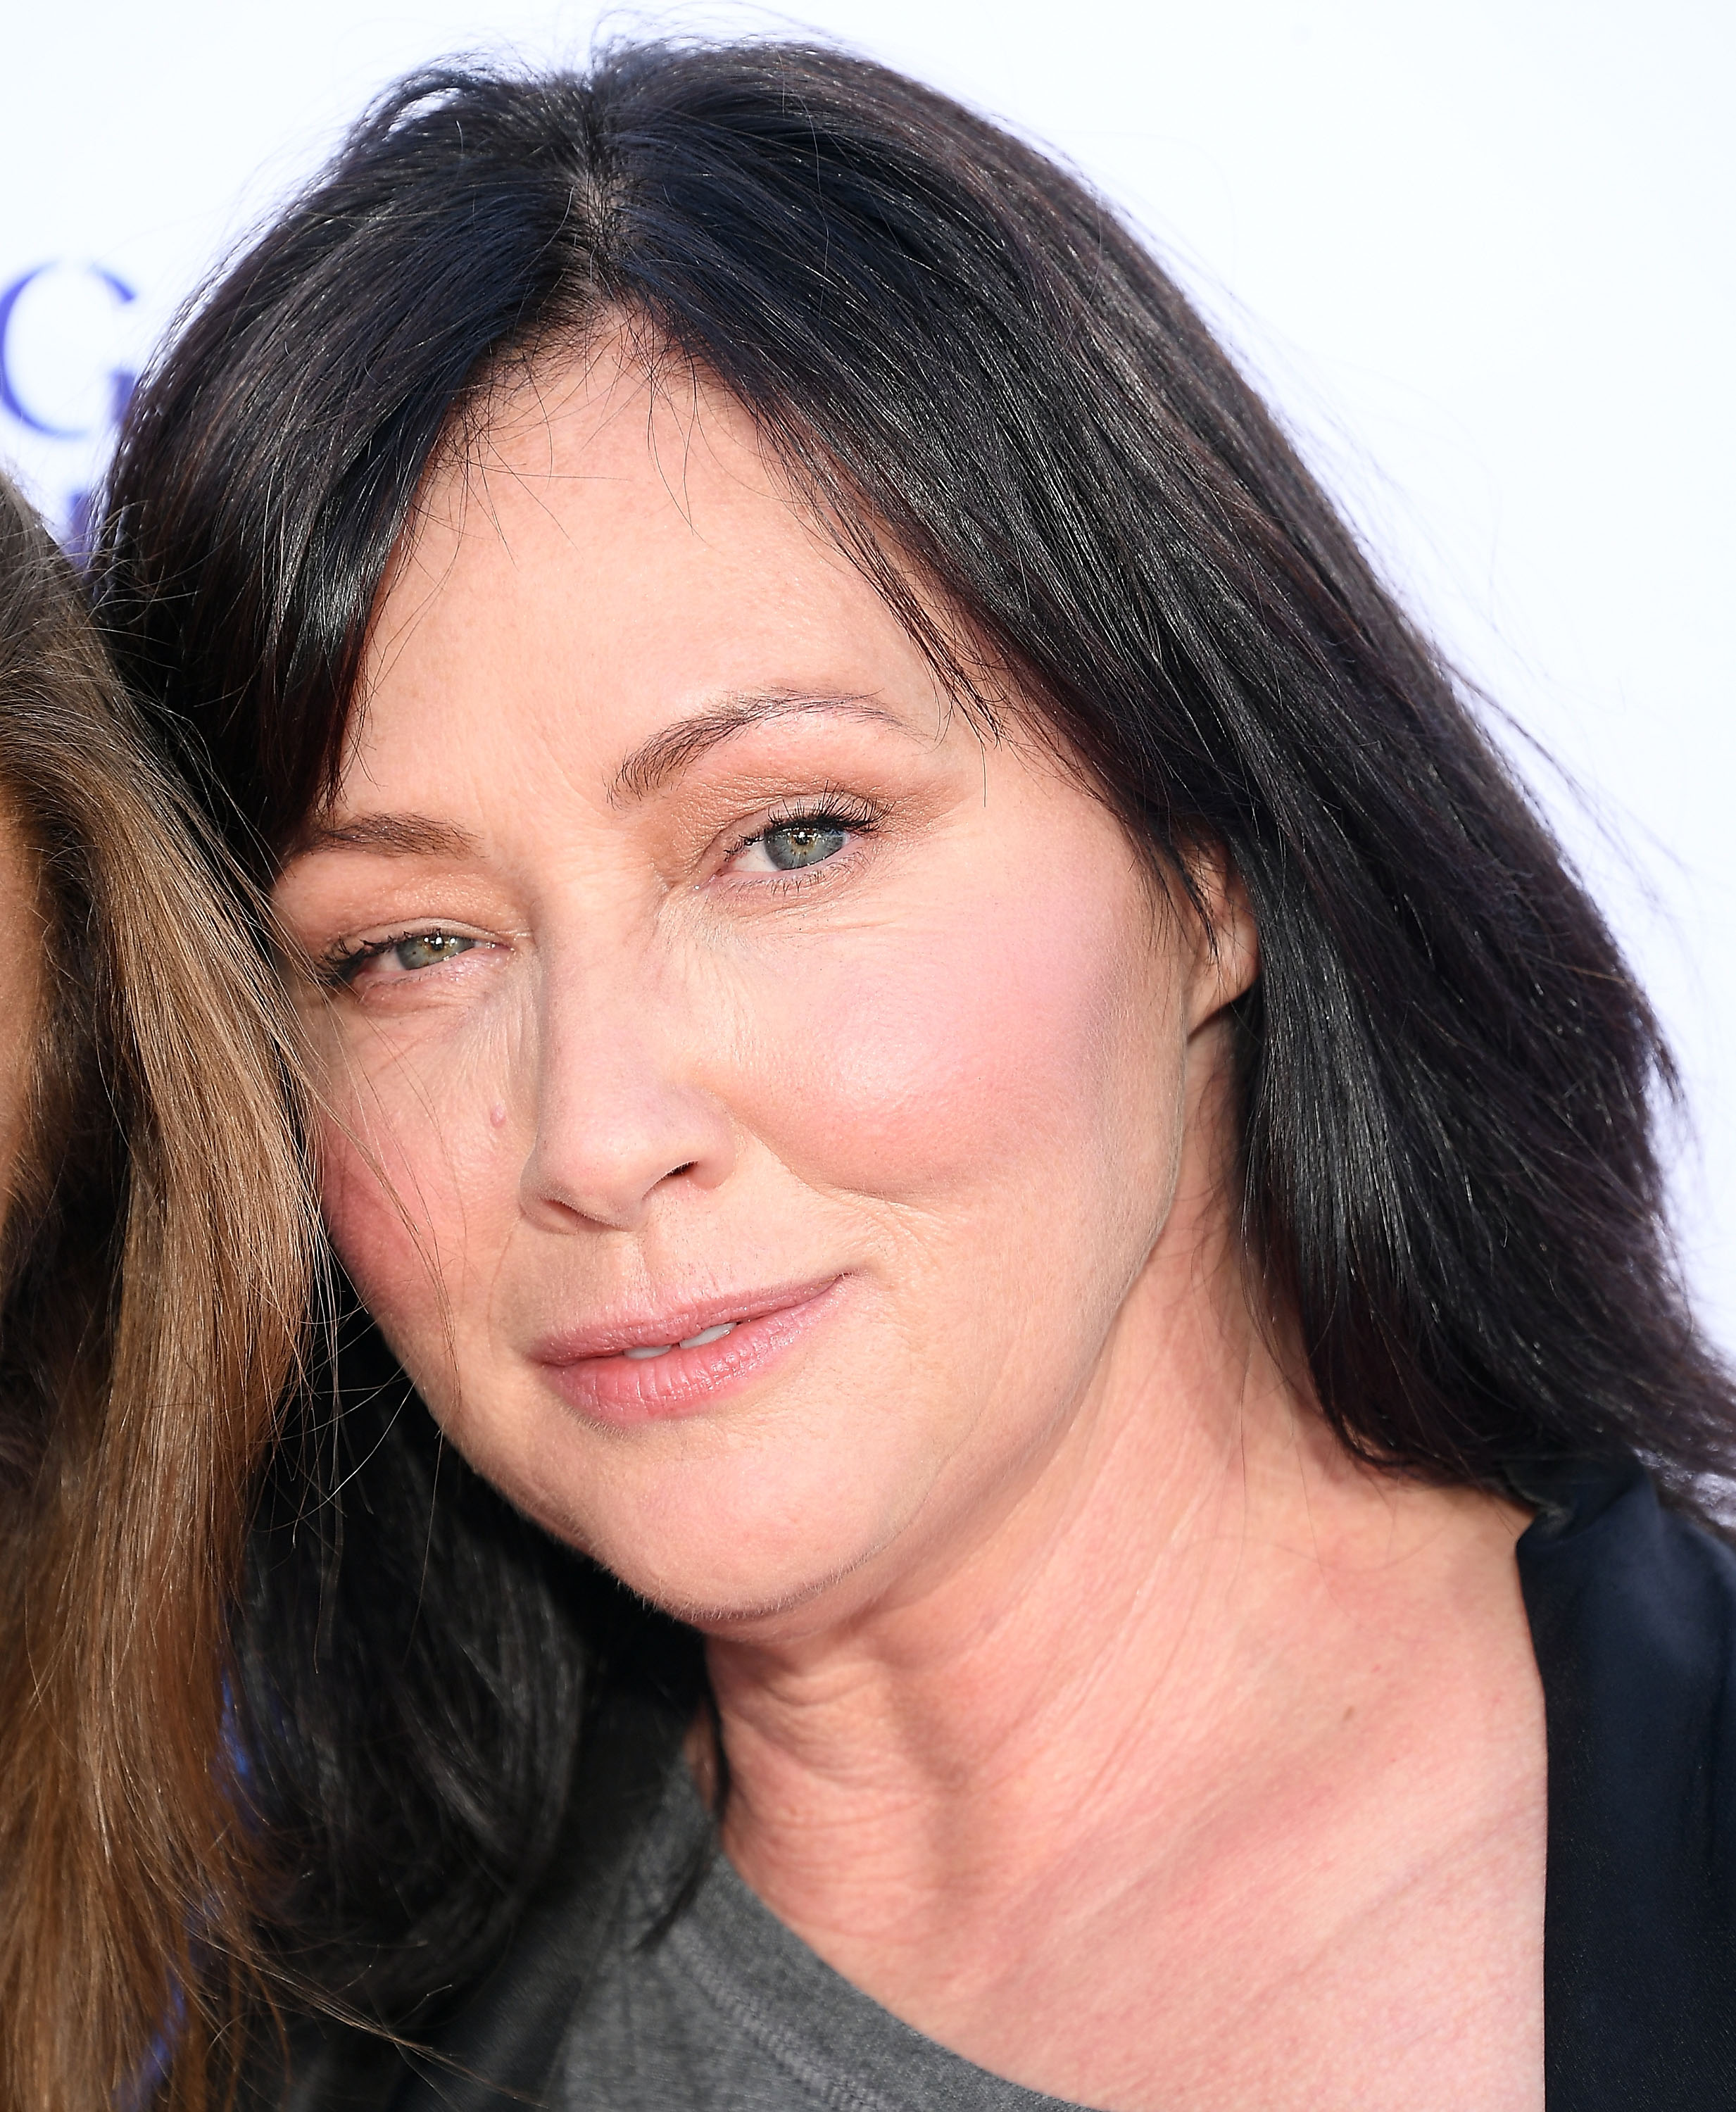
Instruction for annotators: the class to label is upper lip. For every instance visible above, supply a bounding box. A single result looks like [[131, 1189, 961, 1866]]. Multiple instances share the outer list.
[[528, 1276, 841, 1365]]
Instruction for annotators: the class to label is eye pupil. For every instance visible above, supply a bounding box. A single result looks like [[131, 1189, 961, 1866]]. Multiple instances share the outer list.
[[765, 821, 847, 871]]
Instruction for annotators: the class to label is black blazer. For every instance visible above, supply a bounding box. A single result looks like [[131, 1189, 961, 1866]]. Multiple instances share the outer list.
[[1517, 1457, 1736, 2104]]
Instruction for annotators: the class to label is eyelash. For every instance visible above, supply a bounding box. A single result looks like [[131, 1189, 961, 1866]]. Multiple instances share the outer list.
[[317, 931, 453, 988], [722, 793, 881, 869]]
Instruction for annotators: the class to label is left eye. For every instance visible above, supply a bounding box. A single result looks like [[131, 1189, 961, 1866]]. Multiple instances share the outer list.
[[731, 815, 859, 876], [760, 819, 848, 869]]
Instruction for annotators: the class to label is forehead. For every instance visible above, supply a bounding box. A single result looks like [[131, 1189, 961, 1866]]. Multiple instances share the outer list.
[[353, 342, 945, 793]]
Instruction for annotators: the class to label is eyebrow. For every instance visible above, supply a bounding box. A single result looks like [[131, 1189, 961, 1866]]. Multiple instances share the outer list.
[[610, 691, 912, 803], [290, 693, 916, 859], [292, 813, 480, 860]]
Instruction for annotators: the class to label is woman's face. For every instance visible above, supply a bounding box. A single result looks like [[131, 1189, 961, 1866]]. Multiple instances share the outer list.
[[274, 347, 1251, 1627]]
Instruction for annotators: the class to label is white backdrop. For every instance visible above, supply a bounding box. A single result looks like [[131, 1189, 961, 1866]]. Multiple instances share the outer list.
[[5, 0, 1731, 1347]]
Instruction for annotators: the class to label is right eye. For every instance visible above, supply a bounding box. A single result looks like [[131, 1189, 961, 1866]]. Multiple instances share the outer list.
[[328, 929, 481, 986]]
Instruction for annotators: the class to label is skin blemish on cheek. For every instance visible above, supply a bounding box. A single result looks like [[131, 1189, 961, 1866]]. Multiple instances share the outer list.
[[491, 1102, 508, 1128]]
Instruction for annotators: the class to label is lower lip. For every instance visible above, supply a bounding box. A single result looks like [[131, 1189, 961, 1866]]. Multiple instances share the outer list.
[[537, 1280, 845, 1426]]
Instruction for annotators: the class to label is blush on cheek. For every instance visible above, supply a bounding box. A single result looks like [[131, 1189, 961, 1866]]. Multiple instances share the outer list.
[[736, 872, 1160, 1205], [315, 1008, 524, 1324], [317, 1101, 505, 1420], [320, 1123, 444, 1331]]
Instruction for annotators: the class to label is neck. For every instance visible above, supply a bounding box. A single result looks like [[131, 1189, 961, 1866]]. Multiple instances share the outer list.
[[700, 1141, 1528, 1979]]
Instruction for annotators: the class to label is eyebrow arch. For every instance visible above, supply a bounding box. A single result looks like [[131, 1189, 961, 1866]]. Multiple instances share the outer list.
[[292, 813, 480, 860], [610, 691, 913, 803]]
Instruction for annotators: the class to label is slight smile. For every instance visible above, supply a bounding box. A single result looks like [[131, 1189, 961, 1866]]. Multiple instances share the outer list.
[[531, 1276, 846, 1425]]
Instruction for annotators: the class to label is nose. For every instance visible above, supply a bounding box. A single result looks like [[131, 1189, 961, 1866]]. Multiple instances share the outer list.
[[517, 957, 736, 1234]]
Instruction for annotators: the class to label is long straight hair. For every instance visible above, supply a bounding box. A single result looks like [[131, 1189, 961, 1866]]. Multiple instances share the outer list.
[[0, 474, 317, 2110], [90, 32, 1734, 2067]]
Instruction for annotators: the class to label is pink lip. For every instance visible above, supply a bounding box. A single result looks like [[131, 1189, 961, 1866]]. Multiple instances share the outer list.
[[530, 1276, 845, 1426]]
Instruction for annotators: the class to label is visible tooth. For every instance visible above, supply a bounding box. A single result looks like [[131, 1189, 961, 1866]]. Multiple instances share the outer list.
[[624, 1343, 674, 1360], [679, 1322, 736, 1349]]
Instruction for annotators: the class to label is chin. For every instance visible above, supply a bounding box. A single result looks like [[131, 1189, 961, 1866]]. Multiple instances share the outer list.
[[543, 1457, 920, 1636], [637, 1555, 872, 1632], [425, 1353, 943, 1633], [605, 1504, 900, 1633]]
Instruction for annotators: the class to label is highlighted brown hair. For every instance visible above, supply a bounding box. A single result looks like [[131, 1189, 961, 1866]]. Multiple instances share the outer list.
[[0, 473, 315, 2108]]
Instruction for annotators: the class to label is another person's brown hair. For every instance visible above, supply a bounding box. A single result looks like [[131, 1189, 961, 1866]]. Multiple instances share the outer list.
[[0, 472, 316, 2110]]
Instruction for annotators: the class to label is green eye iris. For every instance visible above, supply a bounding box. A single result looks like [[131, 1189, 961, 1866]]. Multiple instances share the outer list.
[[327, 928, 482, 990], [389, 931, 476, 972], [762, 820, 848, 870]]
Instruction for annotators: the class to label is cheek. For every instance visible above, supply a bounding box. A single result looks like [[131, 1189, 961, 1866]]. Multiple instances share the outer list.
[[730, 869, 1178, 1221], [320, 1119, 432, 1295], [314, 1020, 519, 1385]]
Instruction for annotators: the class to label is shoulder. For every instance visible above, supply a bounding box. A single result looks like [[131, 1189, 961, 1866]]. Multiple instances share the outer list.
[[1514, 1457, 1736, 2106]]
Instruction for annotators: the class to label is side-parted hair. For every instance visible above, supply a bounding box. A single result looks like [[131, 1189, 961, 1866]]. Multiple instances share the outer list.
[[89, 34, 1735, 2069], [0, 474, 315, 2110]]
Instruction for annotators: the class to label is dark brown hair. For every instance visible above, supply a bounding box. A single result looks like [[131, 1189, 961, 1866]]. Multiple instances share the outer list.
[[88, 34, 1735, 2073], [0, 472, 316, 2109]]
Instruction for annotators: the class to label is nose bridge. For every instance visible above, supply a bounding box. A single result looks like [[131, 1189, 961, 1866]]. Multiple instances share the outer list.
[[519, 917, 733, 1231]]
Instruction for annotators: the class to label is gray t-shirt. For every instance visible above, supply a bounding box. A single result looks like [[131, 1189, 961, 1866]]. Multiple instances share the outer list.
[[555, 1762, 1094, 2112]]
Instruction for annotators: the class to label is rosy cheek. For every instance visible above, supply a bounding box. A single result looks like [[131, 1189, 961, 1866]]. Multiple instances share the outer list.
[[315, 1064, 514, 1369], [733, 868, 1150, 1202], [318, 1117, 440, 1326]]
